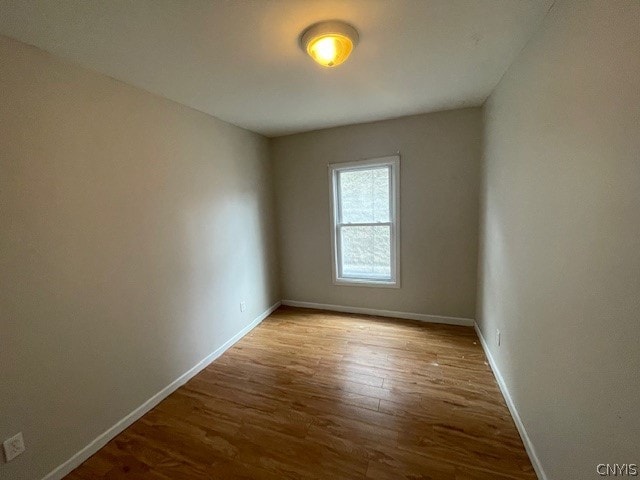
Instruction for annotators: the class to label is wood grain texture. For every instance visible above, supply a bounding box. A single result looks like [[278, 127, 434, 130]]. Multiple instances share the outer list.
[[64, 306, 536, 479]]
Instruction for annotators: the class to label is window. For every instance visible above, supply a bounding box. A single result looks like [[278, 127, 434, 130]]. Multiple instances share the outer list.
[[329, 155, 400, 287]]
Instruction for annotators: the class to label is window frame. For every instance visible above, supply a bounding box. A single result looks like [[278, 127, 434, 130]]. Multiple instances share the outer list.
[[328, 155, 401, 288]]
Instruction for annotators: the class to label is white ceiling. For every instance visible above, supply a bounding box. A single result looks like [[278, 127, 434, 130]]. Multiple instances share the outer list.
[[0, 0, 551, 137]]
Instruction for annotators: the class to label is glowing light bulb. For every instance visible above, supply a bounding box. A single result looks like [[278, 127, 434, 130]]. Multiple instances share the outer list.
[[313, 37, 338, 65]]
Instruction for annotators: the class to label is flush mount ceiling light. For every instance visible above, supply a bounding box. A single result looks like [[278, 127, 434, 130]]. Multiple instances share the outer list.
[[299, 20, 359, 68]]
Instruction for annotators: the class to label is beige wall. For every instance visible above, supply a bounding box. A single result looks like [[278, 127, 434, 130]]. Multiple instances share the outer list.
[[272, 110, 482, 319], [477, 1, 640, 479], [0, 35, 279, 480]]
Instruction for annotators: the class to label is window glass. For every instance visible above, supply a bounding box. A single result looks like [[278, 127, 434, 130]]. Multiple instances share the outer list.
[[340, 225, 391, 279], [339, 167, 389, 224]]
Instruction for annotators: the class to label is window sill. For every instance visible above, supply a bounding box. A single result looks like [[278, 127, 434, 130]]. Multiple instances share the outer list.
[[333, 278, 400, 289]]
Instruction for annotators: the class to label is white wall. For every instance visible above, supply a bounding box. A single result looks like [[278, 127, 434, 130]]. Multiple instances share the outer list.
[[0, 35, 279, 480], [477, 1, 640, 479], [272, 110, 482, 319]]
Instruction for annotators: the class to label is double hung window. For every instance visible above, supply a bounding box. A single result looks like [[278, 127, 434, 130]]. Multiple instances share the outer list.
[[329, 156, 400, 286]]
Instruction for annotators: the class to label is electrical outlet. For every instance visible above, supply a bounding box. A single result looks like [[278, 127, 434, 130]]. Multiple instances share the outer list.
[[3, 432, 25, 462], [496, 329, 501, 347], [240, 301, 246, 312]]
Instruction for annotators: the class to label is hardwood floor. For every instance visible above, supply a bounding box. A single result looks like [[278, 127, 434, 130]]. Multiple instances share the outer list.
[[65, 306, 536, 479]]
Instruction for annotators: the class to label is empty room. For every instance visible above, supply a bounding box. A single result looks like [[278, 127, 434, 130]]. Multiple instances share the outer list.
[[1, 1, 638, 479]]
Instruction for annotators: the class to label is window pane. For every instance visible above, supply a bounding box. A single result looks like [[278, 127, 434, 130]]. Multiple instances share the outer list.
[[340, 225, 391, 279], [339, 167, 389, 223]]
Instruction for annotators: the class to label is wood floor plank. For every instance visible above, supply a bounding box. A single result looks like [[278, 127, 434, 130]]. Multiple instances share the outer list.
[[64, 306, 536, 480]]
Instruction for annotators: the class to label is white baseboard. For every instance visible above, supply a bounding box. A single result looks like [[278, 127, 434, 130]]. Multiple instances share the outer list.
[[473, 323, 548, 480], [281, 299, 474, 327], [42, 300, 281, 480]]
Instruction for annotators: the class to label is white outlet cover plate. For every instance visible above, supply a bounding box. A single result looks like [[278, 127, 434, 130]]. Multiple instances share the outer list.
[[3, 432, 25, 462]]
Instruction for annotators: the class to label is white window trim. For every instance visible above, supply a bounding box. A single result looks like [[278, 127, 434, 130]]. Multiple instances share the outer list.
[[328, 155, 400, 288]]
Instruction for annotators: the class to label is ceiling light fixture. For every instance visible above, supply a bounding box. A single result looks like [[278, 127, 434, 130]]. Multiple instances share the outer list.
[[300, 20, 359, 68]]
